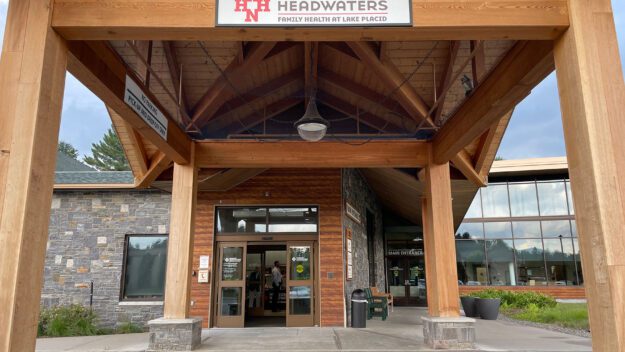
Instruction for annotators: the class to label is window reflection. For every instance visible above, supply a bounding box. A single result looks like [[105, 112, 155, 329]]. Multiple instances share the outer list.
[[544, 238, 577, 285], [481, 185, 510, 218], [465, 193, 482, 218], [515, 239, 547, 286], [455, 240, 487, 285], [123, 235, 168, 300], [537, 182, 569, 216], [512, 221, 541, 239], [508, 183, 539, 217], [455, 223, 484, 239], [486, 239, 516, 285], [541, 220, 571, 238], [484, 222, 512, 239], [566, 181, 575, 215], [268, 208, 318, 233], [217, 208, 267, 233]]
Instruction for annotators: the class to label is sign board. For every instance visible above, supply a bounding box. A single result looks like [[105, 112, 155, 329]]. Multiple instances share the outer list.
[[387, 248, 423, 256], [199, 255, 210, 269], [198, 269, 209, 283], [345, 228, 353, 280], [124, 75, 168, 140], [345, 202, 361, 224], [216, 0, 412, 27]]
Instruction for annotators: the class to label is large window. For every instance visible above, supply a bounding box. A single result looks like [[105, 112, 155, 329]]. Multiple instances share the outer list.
[[121, 235, 168, 300], [456, 178, 582, 287], [216, 206, 318, 234]]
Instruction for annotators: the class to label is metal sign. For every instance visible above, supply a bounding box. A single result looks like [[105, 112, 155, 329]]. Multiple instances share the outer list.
[[216, 0, 412, 27], [124, 75, 168, 140], [387, 248, 423, 256], [345, 202, 361, 224]]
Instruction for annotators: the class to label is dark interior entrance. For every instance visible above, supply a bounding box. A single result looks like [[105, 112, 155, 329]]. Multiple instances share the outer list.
[[245, 244, 287, 327]]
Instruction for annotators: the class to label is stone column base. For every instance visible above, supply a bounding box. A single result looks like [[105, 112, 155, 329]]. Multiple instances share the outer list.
[[147, 317, 203, 351], [422, 316, 475, 349]]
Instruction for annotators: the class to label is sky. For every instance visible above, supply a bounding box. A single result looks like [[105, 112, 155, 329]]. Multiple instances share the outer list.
[[0, 1, 624, 159]]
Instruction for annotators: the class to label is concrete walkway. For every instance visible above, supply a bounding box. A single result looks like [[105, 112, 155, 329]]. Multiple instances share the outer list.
[[36, 308, 592, 352]]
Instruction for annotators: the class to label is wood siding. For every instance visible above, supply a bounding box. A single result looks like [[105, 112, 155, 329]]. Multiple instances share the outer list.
[[459, 286, 586, 299], [190, 169, 344, 328]]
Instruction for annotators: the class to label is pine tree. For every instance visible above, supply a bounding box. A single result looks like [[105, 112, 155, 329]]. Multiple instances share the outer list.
[[58, 141, 79, 160], [83, 128, 130, 171]]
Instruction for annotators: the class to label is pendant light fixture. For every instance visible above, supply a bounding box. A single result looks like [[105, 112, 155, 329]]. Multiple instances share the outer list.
[[295, 96, 329, 141]]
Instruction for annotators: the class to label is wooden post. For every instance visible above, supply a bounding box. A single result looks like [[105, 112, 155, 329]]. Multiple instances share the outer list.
[[0, 0, 68, 351], [554, 0, 625, 349], [163, 143, 198, 318], [420, 151, 460, 317]]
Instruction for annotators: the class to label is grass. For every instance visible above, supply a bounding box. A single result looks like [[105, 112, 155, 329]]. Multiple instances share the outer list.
[[503, 303, 589, 330]]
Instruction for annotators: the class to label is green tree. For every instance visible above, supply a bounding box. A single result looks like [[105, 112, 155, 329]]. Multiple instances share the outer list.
[[58, 141, 79, 160], [495, 155, 505, 161], [83, 128, 130, 171]]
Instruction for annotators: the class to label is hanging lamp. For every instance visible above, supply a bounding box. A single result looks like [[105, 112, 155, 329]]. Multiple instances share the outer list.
[[294, 96, 329, 142]]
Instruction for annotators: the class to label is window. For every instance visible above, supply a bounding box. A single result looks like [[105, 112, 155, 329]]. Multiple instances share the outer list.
[[541, 220, 571, 238], [566, 181, 575, 215], [537, 181, 569, 216], [122, 235, 168, 300], [486, 239, 516, 285], [512, 221, 541, 239], [514, 239, 547, 286], [484, 222, 512, 239], [508, 183, 539, 217], [481, 184, 510, 218], [455, 222, 484, 239], [544, 238, 577, 285], [216, 206, 318, 234], [465, 192, 482, 218], [455, 240, 487, 285]]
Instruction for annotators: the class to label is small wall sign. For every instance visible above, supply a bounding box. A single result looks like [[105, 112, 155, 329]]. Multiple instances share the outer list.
[[345, 202, 361, 224], [216, 0, 412, 27], [345, 228, 353, 280], [198, 269, 209, 283], [387, 248, 424, 256], [124, 75, 168, 140], [199, 255, 210, 269]]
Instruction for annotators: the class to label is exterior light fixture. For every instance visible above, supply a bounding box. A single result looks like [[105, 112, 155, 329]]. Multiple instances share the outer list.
[[295, 97, 329, 142], [461, 74, 474, 96]]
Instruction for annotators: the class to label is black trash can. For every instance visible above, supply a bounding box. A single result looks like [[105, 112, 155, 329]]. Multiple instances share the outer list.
[[351, 289, 368, 328]]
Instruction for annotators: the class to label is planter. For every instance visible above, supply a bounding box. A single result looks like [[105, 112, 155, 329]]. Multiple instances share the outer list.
[[476, 298, 501, 320], [460, 296, 478, 318]]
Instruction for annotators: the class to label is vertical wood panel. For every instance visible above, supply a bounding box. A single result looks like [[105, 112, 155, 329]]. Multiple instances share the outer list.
[[0, 0, 68, 350], [163, 144, 198, 318], [554, 0, 625, 349], [190, 169, 344, 328]]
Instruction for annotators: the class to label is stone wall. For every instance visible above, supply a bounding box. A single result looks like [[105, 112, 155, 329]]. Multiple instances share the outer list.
[[42, 190, 171, 328], [342, 169, 385, 323]]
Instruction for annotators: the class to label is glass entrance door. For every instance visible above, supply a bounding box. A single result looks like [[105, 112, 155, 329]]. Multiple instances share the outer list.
[[215, 242, 247, 328], [386, 257, 426, 306], [285, 241, 314, 327]]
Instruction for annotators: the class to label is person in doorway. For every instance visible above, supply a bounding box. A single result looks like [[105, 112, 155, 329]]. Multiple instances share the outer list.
[[248, 266, 262, 308], [271, 261, 282, 312]]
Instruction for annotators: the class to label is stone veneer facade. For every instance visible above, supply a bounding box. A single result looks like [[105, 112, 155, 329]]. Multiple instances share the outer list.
[[42, 190, 171, 328], [342, 169, 386, 324]]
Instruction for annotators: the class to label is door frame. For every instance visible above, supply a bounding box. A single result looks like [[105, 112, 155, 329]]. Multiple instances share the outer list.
[[214, 242, 247, 328], [285, 241, 315, 327]]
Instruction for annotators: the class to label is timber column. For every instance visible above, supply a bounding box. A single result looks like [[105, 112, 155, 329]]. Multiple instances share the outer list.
[[0, 0, 68, 351], [554, 0, 625, 350], [420, 148, 475, 349], [147, 143, 202, 351]]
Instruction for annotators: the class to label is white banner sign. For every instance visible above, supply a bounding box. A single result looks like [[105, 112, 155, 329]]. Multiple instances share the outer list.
[[124, 75, 168, 140], [216, 0, 412, 26]]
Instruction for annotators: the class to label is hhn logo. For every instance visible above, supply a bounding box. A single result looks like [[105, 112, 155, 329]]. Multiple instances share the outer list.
[[235, 0, 270, 22]]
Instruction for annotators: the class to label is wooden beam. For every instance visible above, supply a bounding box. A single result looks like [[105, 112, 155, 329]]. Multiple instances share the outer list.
[[346, 42, 435, 127], [163, 143, 198, 319], [470, 40, 486, 86], [107, 106, 149, 178], [135, 152, 172, 189], [205, 68, 302, 133], [219, 97, 302, 136], [554, 0, 625, 349], [434, 41, 460, 125], [195, 140, 429, 168], [451, 149, 486, 187], [67, 40, 192, 164], [188, 42, 277, 128], [0, 0, 68, 350], [474, 109, 514, 177], [421, 149, 460, 317], [304, 42, 318, 104], [163, 41, 190, 116], [433, 40, 554, 164], [51, 1, 569, 41], [198, 168, 268, 191]]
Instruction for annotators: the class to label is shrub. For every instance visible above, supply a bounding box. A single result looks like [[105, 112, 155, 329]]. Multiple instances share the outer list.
[[116, 322, 144, 334], [38, 304, 99, 337], [467, 289, 557, 309]]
